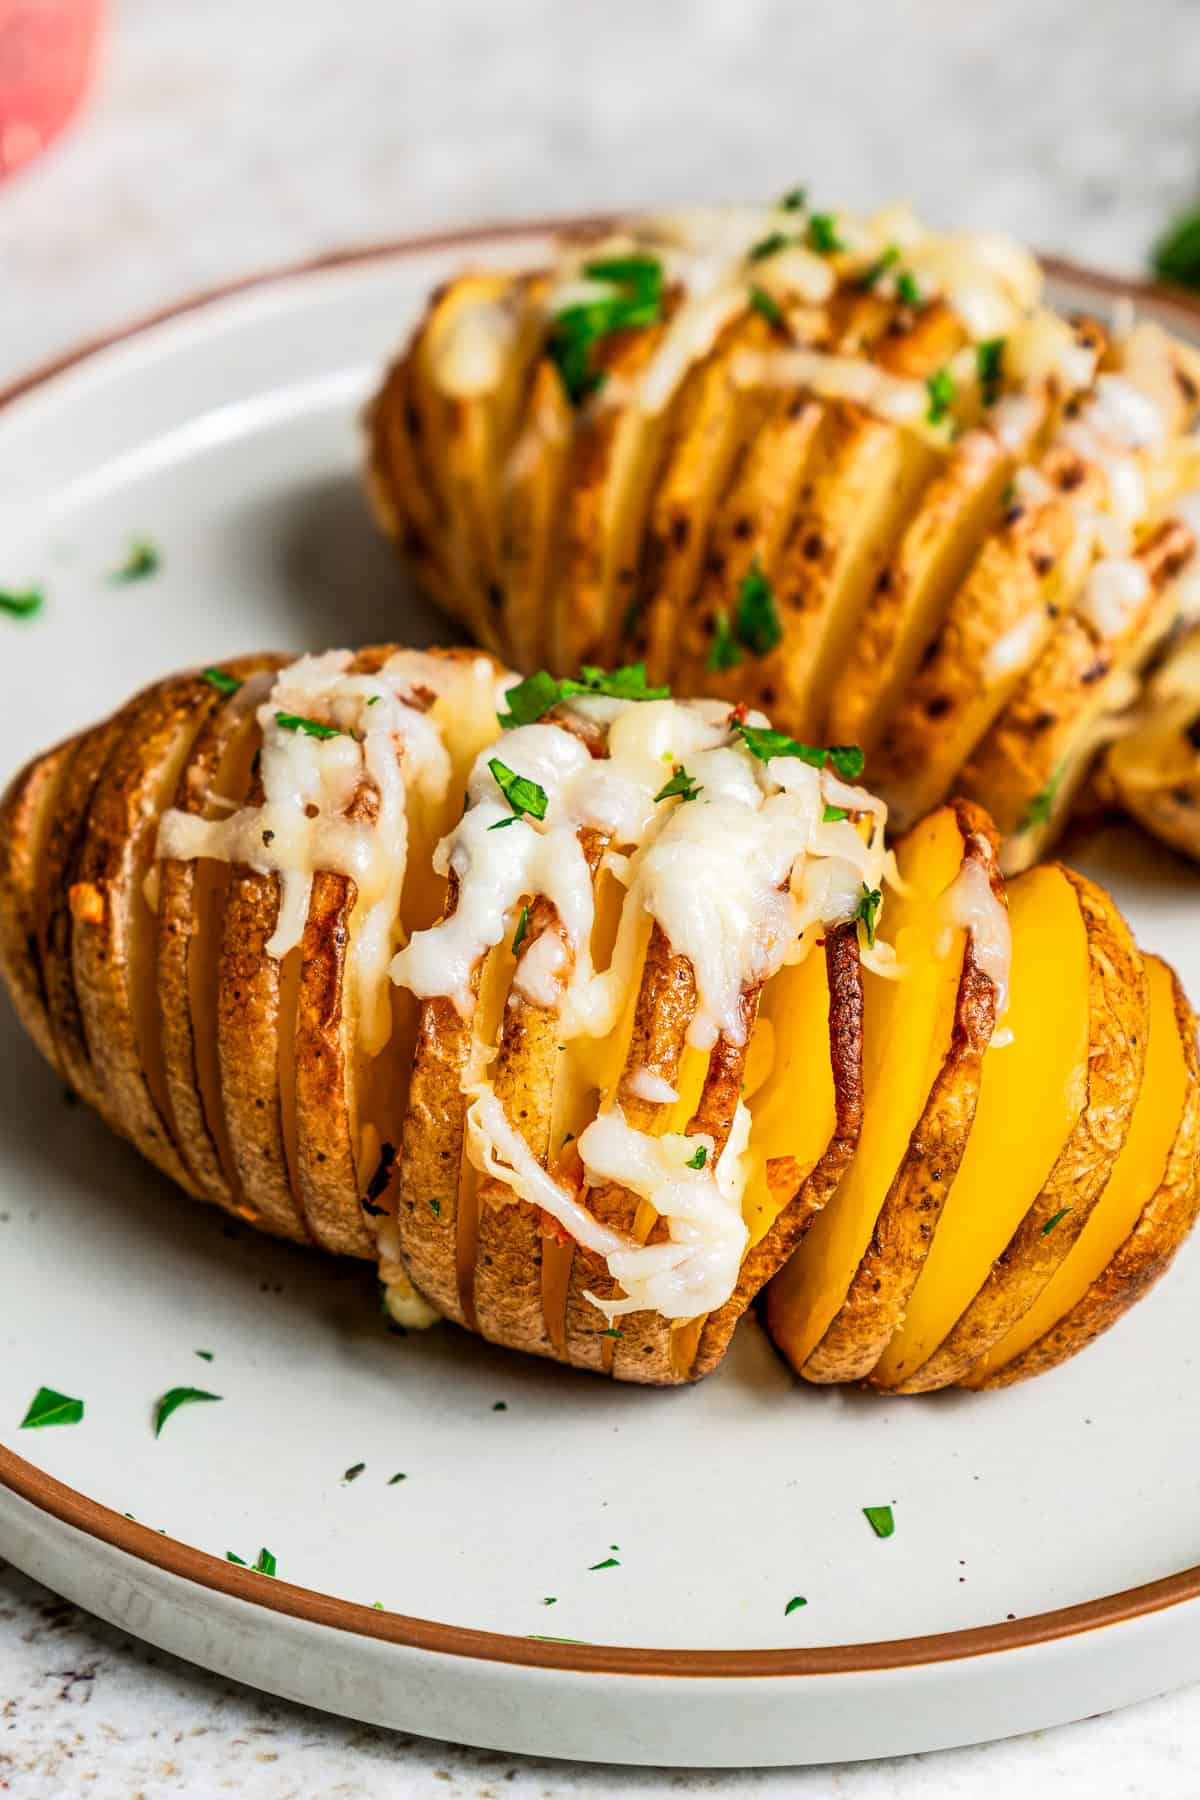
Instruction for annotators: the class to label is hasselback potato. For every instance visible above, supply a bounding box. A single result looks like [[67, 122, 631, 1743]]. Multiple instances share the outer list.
[[365, 202, 1200, 872], [1, 648, 1195, 1387]]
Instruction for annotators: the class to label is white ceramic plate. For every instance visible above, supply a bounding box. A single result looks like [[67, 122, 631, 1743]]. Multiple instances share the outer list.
[[2, 225, 1200, 1770]]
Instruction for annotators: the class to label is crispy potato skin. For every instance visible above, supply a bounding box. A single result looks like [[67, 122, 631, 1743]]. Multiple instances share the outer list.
[[4, 643, 1198, 1390], [887, 867, 1148, 1393], [692, 923, 864, 1380], [0, 739, 72, 1074], [965, 965, 1200, 1388], [801, 806, 1004, 1384], [1101, 624, 1200, 865], [368, 262, 1200, 870]]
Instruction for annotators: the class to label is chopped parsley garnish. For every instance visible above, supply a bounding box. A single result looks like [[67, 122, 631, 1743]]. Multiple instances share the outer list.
[[542, 1596, 558, 1605], [654, 766, 701, 804], [976, 337, 1006, 406], [202, 667, 242, 696], [274, 711, 343, 740], [153, 1387, 221, 1437], [685, 1142, 708, 1170], [548, 255, 664, 404], [823, 804, 850, 823], [784, 1595, 808, 1615], [511, 903, 530, 955], [748, 231, 793, 263], [194, 1350, 215, 1362], [492, 1400, 507, 1412], [779, 186, 807, 211], [498, 662, 669, 728], [855, 885, 883, 949], [748, 284, 785, 328], [1152, 209, 1200, 289], [858, 245, 900, 291], [733, 722, 865, 781], [896, 269, 923, 308], [1021, 763, 1066, 831], [926, 367, 956, 426], [600, 1327, 623, 1339], [20, 1386, 84, 1429], [342, 1462, 366, 1484], [807, 213, 844, 255], [430, 1198, 441, 1218], [487, 757, 548, 825], [388, 1472, 407, 1485], [111, 537, 161, 582], [362, 1142, 397, 1216], [1042, 1207, 1072, 1235], [863, 1504, 895, 1539], [0, 587, 44, 619], [588, 1556, 620, 1570], [227, 1546, 276, 1575], [706, 559, 782, 670]]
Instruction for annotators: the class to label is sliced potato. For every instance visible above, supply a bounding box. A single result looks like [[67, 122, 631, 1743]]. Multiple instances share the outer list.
[[872, 865, 1147, 1392], [764, 804, 1002, 1381], [962, 955, 1200, 1387], [962, 519, 1196, 871], [688, 922, 864, 1380], [0, 738, 72, 1074], [157, 656, 283, 1216], [71, 673, 222, 1197], [1102, 623, 1200, 864]]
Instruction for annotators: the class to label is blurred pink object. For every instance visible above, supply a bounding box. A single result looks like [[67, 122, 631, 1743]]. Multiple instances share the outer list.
[[0, 0, 104, 180]]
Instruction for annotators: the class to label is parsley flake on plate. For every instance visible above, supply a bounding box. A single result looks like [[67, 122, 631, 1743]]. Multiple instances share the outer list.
[[1152, 209, 1200, 289], [779, 186, 807, 211], [588, 1556, 620, 1570], [111, 537, 161, 583], [226, 1546, 276, 1575], [342, 1462, 366, 1484], [20, 1385, 84, 1429], [784, 1594, 808, 1615], [0, 586, 44, 619], [388, 1472, 407, 1485], [194, 1350, 215, 1362], [153, 1387, 221, 1437], [863, 1504, 895, 1539]]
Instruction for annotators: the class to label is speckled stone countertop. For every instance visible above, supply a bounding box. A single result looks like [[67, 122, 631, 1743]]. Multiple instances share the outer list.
[[3, 0, 1200, 1793]]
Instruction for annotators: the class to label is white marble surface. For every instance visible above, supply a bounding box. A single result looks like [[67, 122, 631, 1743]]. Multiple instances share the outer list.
[[3, 0, 1200, 1792]]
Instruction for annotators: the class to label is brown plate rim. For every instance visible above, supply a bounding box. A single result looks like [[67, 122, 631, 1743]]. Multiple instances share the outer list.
[[2, 215, 1200, 1681]]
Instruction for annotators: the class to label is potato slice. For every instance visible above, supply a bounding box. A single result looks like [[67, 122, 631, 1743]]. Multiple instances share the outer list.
[[872, 865, 1147, 1391], [545, 310, 679, 672], [157, 656, 285, 1216], [216, 768, 313, 1244], [763, 804, 1001, 1379], [1102, 623, 1200, 864], [0, 738, 72, 1074], [632, 314, 774, 684], [496, 358, 573, 672], [869, 492, 1083, 832], [408, 272, 546, 656], [364, 351, 464, 623], [825, 424, 1031, 753], [961, 955, 1200, 1388], [687, 921, 864, 1381], [962, 519, 1196, 872], [69, 675, 225, 1196]]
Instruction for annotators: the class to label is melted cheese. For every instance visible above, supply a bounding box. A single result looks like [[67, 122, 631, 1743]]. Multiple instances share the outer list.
[[156, 650, 493, 1054], [940, 846, 1012, 1025]]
